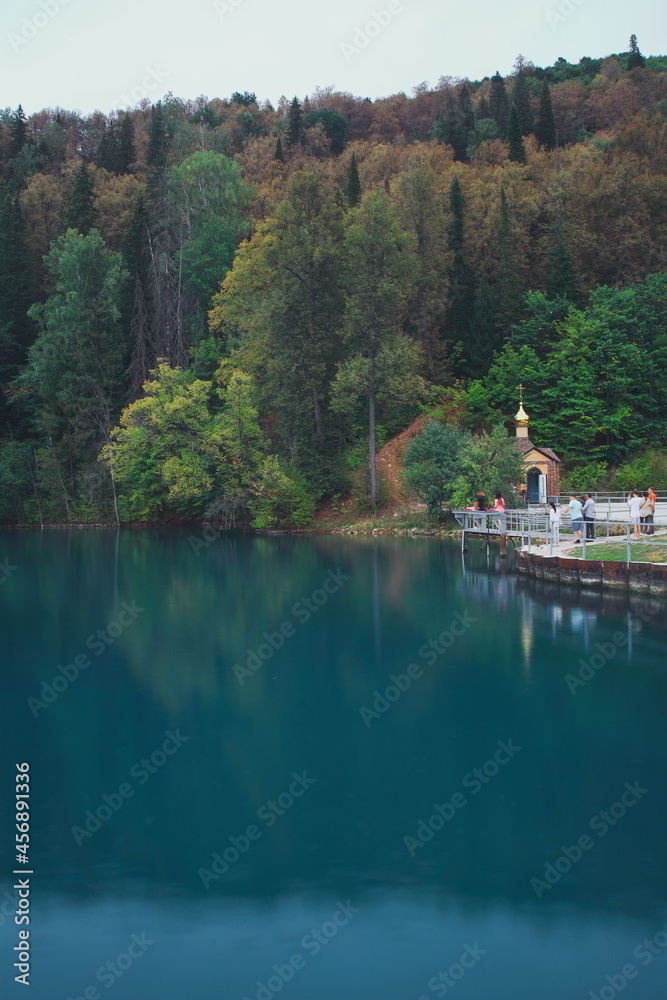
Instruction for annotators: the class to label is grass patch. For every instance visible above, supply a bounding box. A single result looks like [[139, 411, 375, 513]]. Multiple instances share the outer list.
[[563, 542, 667, 562]]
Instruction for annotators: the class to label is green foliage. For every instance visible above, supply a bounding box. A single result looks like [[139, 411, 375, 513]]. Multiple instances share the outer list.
[[248, 456, 315, 528], [507, 106, 527, 163], [611, 450, 667, 492], [347, 153, 361, 207], [303, 109, 351, 154], [402, 420, 471, 512], [560, 461, 609, 493], [536, 80, 556, 150], [351, 466, 391, 515], [64, 162, 97, 235]]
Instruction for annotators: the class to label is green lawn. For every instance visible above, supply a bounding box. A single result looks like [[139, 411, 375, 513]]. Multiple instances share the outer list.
[[563, 542, 667, 562]]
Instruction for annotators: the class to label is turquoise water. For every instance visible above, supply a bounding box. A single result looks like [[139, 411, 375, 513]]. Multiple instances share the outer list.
[[1, 530, 666, 1000]]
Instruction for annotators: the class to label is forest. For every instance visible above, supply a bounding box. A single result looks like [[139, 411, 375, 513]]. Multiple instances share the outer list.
[[1, 37, 666, 525]]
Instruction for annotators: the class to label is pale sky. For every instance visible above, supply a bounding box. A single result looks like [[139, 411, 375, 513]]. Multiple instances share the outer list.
[[1, 0, 664, 116]]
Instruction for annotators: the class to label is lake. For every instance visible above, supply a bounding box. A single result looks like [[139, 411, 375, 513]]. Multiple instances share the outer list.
[[1, 529, 666, 1000]]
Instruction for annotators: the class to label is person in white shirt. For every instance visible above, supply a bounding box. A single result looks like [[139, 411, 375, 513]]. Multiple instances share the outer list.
[[562, 494, 583, 543], [548, 502, 560, 545], [628, 491, 642, 540]]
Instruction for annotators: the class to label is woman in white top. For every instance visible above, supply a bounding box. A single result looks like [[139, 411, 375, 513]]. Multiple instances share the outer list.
[[628, 491, 642, 539]]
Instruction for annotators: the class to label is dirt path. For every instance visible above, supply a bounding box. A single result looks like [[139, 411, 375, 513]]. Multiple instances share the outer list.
[[375, 412, 432, 508]]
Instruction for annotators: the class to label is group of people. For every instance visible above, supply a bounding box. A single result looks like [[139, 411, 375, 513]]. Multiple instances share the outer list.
[[549, 494, 597, 544], [548, 488, 658, 544], [466, 491, 507, 529], [627, 488, 657, 539]]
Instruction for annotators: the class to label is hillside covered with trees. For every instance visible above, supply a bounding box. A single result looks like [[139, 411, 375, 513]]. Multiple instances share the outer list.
[[1, 38, 667, 525]]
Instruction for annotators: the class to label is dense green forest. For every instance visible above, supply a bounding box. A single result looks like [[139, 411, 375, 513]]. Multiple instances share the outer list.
[[1, 39, 667, 525]]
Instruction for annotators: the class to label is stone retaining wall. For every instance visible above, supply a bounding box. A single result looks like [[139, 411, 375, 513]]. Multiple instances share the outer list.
[[514, 550, 667, 596]]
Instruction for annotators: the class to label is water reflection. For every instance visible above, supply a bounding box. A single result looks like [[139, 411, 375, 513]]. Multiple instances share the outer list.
[[1, 531, 666, 999]]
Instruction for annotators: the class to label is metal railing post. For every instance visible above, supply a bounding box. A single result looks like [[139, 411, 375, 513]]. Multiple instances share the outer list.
[[626, 525, 631, 566]]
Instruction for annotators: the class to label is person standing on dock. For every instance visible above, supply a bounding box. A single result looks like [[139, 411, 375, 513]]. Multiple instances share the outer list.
[[548, 502, 560, 545], [647, 486, 656, 534], [582, 494, 596, 540], [494, 491, 506, 530], [628, 491, 642, 540], [562, 494, 583, 544]]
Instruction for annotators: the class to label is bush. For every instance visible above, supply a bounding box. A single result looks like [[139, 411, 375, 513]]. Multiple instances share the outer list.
[[248, 456, 316, 529]]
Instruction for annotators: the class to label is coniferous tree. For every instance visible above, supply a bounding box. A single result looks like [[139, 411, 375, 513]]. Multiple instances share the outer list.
[[286, 97, 303, 147], [347, 152, 361, 207], [513, 71, 534, 135], [627, 34, 645, 70], [535, 79, 556, 150], [274, 136, 285, 162], [476, 95, 490, 121], [507, 106, 527, 163], [467, 272, 497, 376], [118, 114, 136, 174], [0, 186, 36, 431], [458, 83, 475, 138], [546, 223, 579, 300], [489, 72, 510, 139], [64, 161, 98, 235], [493, 189, 523, 334], [9, 106, 28, 160], [445, 177, 476, 366], [97, 120, 120, 174]]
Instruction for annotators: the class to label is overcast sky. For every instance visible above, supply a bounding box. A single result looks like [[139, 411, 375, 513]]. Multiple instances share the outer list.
[[1, 0, 664, 116]]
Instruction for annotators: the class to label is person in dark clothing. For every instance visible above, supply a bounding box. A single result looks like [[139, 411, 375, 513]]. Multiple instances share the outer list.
[[582, 494, 596, 540]]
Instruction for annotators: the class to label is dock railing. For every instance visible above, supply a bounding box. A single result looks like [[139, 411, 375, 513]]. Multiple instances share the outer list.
[[453, 509, 667, 565]]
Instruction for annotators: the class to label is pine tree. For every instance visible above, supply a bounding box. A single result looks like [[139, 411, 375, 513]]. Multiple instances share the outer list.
[[9, 106, 28, 159], [274, 136, 285, 162], [347, 152, 361, 207], [458, 83, 475, 137], [97, 120, 120, 173], [493, 189, 523, 334], [467, 272, 497, 376], [64, 161, 98, 235], [513, 71, 534, 135], [446, 177, 476, 366], [507, 106, 527, 163], [118, 114, 136, 174], [286, 97, 303, 147], [546, 223, 579, 300], [476, 95, 490, 121], [0, 185, 36, 432], [535, 79, 556, 150], [627, 34, 645, 70], [489, 72, 510, 139]]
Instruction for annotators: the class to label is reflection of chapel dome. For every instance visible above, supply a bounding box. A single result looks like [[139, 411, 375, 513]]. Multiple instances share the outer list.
[[514, 403, 529, 425]]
